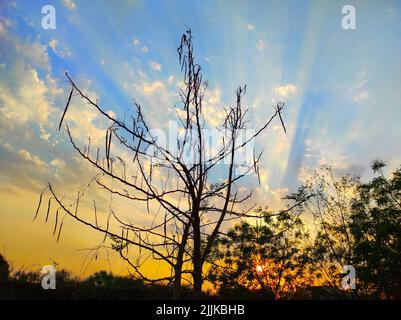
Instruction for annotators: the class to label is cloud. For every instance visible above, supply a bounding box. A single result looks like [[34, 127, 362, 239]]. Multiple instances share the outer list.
[[353, 90, 369, 102], [0, 142, 49, 192], [15, 41, 49, 70], [50, 158, 66, 169], [167, 75, 175, 85], [63, 91, 114, 146], [40, 125, 51, 141], [256, 39, 265, 50], [350, 71, 369, 102], [132, 39, 148, 53], [274, 84, 298, 97], [246, 24, 255, 31], [149, 61, 162, 71], [19, 149, 47, 168], [202, 88, 226, 127], [259, 168, 269, 190], [48, 39, 71, 58], [0, 62, 53, 126], [0, 18, 11, 35], [206, 87, 221, 105], [48, 39, 57, 51], [142, 80, 164, 94], [63, 0, 77, 10]]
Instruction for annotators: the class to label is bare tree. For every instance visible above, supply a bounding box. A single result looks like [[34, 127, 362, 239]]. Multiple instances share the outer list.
[[35, 29, 287, 298]]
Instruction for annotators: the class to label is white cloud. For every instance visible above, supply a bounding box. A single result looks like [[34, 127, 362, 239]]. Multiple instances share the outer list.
[[259, 168, 269, 189], [207, 87, 221, 105], [167, 75, 175, 85], [256, 39, 265, 50], [138, 69, 147, 78], [63, 0, 77, 10], [203, 88, 226, 127], [150, 61, 162, 71], [48, 39, 58, 52], [274, 84, 298, 97], [246, 24, 255, 31], [0, 18, 11, 35], [18, 149, 47, 168], [64, 90, 113, 145], [353, 90, 369, 102], [15, 42, 49, 70], [48, 39, 71, 58], [0, 62, 53, 126], [132, 39, 148, 53], [50, 158, 66, 169], [40, 125, 51, 141], [351, 70, 369, 102], [142, 80, 164, 94]]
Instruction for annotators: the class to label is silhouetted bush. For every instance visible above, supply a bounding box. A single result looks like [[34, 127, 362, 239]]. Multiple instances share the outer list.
[[217, 285, 275, 300], [86, 271, 144, 288], [0, 254, 10, 284]]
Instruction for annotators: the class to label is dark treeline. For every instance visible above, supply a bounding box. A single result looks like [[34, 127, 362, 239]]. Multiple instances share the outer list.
[[0, 263, 200, 300]]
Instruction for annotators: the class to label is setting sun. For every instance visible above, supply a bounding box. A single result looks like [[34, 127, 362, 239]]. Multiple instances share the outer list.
[[255, 265, 264, 274]]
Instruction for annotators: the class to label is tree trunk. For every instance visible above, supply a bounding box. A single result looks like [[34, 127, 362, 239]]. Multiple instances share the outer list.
[[172, 265, 182, 300], [192, 209, 203, 299], [172, 222, 191, 299]]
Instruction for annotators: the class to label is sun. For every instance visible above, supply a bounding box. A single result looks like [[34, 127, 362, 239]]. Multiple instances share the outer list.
[[255, 265, 264, 273]]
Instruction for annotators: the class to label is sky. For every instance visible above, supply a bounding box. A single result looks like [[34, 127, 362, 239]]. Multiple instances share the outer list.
[[0, 0, 401, 278]]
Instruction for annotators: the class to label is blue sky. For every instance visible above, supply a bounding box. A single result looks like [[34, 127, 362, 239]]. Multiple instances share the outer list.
[[0, 0, 401, 273]]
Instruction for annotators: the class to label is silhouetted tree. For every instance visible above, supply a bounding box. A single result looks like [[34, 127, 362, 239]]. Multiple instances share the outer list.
[[35, 29, 287, 298], [285, 165, 359, 296], [208, 208, 314, 299], [350, 161, 401, 299], [286, 162, 401, 299], [0, 254, 10, 285]]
